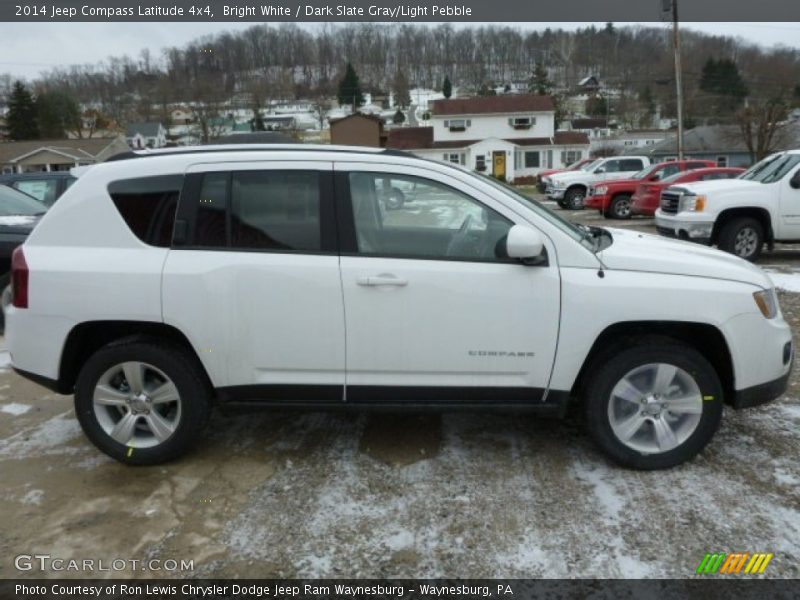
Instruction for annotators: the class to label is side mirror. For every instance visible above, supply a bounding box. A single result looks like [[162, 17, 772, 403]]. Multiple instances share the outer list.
[[649, 174, 661, 181], [595, 167, 606, 174], [790, 170, 800, 190], [506, 225, 546, 265]]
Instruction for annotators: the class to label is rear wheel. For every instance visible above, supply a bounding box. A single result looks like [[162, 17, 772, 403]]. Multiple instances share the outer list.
[[718, 217, 764, 261], [75, 339, 212, 465], [584, 339, 723, 469], [607, 194, 633, 220]]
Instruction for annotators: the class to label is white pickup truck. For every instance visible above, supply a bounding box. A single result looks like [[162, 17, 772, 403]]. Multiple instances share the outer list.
[[655, 150, 800, 261], [547, 156, 652, 209]]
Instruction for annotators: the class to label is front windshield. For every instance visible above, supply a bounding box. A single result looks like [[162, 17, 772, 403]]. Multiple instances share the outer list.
[[630, 164, 661, 181], [740, 153, 800, 184], [659, 171, 689, 184], [472, 173, 594, 249], [0, 185, 47, 216], [580, 159, 601, 172]]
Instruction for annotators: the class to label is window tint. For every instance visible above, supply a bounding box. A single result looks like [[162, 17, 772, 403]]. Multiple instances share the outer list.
[[192, 170, 321, 251], [13, 179, 58, 206], [348, 172, 513, 261], [194, 172, 228, 247], [619, 159, 644, 171], [687, 162, 709, 169], [231, 171, 320, 251], [108, 175, 182, 247]]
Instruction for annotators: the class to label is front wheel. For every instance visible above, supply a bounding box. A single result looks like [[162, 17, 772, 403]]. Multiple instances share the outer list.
[[607, 194, 632, 220], [564, 187, 586, 210], [74, 339, 212, 465], [584, 340, 723, 469], [717, 217, 764, 261]]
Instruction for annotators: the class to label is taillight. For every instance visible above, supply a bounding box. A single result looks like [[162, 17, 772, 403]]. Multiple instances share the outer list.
[[11, 246, 28, 308]]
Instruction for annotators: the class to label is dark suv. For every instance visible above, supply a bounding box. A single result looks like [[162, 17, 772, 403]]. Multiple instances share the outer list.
[[0, 172, 76, 207]]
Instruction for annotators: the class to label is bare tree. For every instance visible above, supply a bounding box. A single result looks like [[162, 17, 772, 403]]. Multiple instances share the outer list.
[[736, 99, 792, 161]]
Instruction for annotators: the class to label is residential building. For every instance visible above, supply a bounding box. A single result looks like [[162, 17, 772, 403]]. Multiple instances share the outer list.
[[170, 107, 194, 125], [638, 124, 800, 168], [0, 137, 129, 174], [385, 95, 590, 182], [591, 129, 673, 155], [330, 113, 388, 148], [126, 122, 167, 149]]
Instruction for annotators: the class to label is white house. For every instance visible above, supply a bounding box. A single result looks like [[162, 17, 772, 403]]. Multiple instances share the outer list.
[[386, 95, 590, 182], [590, 129, 674, 155], [126, 122, 168, 149]]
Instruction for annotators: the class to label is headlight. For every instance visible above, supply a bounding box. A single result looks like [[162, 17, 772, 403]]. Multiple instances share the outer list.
[[595, 186, 608, 195], [753, 288, 778, 319], [680, 194, 706, 212]]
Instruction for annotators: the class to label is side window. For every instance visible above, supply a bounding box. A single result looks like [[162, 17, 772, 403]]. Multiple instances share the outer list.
[[601, 160, 621, 173], [231, 171, 320, 251], [192, 170, 321, 252], [108, 175, 182, 247], [619, 159, 645, 171], [687, 162, 709, 170], [348, 172, 513, 262], [13, 179, 58, 206]]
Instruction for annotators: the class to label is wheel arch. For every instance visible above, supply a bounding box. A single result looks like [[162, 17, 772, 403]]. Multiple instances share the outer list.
[[570, 321, 735, 405], [57, 321, 213, 395], [711, 207, 772, 244]]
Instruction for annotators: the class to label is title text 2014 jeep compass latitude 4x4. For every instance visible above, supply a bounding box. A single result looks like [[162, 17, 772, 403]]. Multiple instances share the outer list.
[[5, 146, 793, 469]]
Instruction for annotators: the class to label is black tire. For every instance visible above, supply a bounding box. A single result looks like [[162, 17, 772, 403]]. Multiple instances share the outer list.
[[74, 338, 212, 465], [583, 338, 723, 470], [556, 198, 568, 209], [607, 194, 633, 220], [717, 217, 764, 261], [564, 187, 586, 210]]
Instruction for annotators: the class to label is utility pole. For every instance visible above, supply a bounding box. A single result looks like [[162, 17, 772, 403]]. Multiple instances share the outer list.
[[671, 0, 685, 159]]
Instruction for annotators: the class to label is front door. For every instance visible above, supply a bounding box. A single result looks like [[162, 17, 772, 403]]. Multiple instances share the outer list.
[[492, 151, 506, 180], [335, 162, 561, 403], [162, 161, 345, 399]]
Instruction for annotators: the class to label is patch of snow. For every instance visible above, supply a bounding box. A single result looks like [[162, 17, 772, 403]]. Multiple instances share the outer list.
[[21, 489, 44, 505], [765, 271, 800, 293], [1, 402, 31, 416], [0, 411, 82, 459], [572, 461, 625, 518]]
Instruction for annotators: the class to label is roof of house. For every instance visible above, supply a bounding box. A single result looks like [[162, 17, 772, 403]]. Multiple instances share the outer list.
[[646, 124, 800, 156], [571, 118, 608, 129], [125, 122, 164, 137], [385, 128, 589, 151], [213, 132, 296, 145], [329, 113, 385, 127], [0, 138, 124, 164], [431, 95, 554, 116], [578, 76, 600, 87]]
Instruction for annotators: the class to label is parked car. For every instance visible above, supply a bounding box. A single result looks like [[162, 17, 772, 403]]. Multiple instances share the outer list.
[[547, 156, 652, 209], [537, 158, 595, 193], [631, 167, 745, 217], [655, 150, 800, 261], [0, 171, 76, 208], [585, 160, 715, 219], [5, 145, 792, 469], [0, 185, 46, 330]]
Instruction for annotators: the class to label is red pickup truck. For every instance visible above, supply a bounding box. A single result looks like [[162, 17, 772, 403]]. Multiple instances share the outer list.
[[585, 160, 715, 219], [630, 166, 745, 216]]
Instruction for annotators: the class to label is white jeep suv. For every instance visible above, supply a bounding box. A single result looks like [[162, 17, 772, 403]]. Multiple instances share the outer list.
[[5, 145, 793, 469]]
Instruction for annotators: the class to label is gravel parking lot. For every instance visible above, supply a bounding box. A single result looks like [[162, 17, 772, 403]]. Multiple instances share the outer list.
[[1, 198, 799, 579]]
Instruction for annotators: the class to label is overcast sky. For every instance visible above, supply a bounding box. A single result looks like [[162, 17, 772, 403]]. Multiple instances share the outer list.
[[1, 21, 798, 80]]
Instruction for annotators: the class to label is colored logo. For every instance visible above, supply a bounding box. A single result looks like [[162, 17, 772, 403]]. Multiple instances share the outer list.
[[696, 552, 773, 575]]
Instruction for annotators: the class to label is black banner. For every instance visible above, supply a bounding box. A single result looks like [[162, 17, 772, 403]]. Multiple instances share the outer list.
[[2, 0, 800, 22], [2, 580, 799, 600]]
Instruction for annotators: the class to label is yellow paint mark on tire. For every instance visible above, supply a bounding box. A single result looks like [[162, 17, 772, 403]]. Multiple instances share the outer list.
[[127, 447, 133, 458], [703, 395, 715, 401]]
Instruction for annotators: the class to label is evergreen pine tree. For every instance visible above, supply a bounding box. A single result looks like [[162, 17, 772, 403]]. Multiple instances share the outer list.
[[442, 75, 452, 99], [337, 63, 364, 111], [7, 81, 39, 140]]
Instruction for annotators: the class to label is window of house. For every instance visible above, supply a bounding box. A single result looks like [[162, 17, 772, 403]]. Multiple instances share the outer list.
[[443, 153, 465, 165], [347, 172, 513, 262], [108, 175, 182, 247], [446, 119, 470, 132], [524, 151, 540, 169], [717, 156, 728, 167], [475, 155, 486, 172], [561, 150, 582, 165], [509, 117, 534, 129]]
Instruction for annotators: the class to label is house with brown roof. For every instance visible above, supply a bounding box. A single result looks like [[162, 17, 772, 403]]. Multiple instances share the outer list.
[[386, 95, 590, 182], [0, 137, 129, 174], [329, 113, 388, 148]]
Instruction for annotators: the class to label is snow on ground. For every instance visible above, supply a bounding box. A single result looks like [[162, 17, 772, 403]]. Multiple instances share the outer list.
[[1, 402, 32, 416]]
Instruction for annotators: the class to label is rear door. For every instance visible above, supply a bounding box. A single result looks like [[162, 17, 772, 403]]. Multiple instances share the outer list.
[[335, 162, 561, 403], [162, 161, 345, 400]]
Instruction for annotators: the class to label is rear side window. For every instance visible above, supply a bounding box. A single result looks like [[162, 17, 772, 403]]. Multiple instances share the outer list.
[[619, 159, 644, 171], [13, 179, 58, 206], [193, 170, 321, 252], [108, 175, 182, 247]]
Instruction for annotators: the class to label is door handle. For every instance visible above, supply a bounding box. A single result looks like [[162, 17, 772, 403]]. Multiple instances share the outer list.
[[356, 275, 408, 287]]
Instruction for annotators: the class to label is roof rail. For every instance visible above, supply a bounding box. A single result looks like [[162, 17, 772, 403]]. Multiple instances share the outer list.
[[105, 144, 417, 163]]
